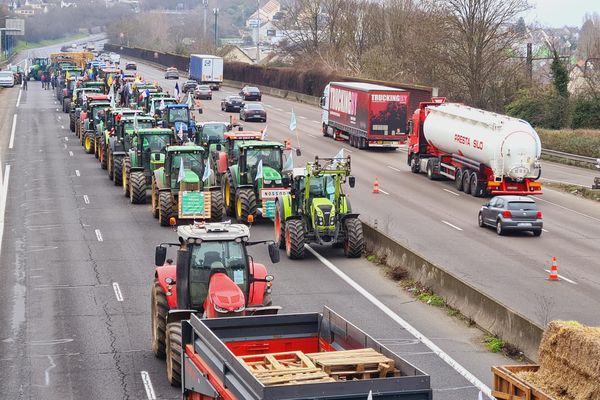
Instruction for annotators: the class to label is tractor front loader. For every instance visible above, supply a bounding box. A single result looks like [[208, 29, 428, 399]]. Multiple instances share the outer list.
[[274, 156, 363, 259]]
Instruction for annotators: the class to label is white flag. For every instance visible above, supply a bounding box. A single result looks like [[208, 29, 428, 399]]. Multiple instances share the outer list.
[[177, 157, 186, 182], [333, 148, 344, 162], [283, 152, 293, 171], [159, 98, 166, 110], [261, 125, 267, 139], [177, 125, 184, 141], [367, 390, 373, 400], [202, 157, 212, 182], [133, 114, 139, 132], [187, 93, 193, 108], [289, 109, 297, 131], [255, 159, 263, 181], [150, 99, 155, 115]]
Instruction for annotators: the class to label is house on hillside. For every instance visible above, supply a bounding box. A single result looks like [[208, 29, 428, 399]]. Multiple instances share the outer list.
[[246, 0, 281, 27], [218, 45, 255, 64]]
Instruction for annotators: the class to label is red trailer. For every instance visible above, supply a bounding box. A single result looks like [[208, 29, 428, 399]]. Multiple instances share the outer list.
[[320, 82, 409, 150]]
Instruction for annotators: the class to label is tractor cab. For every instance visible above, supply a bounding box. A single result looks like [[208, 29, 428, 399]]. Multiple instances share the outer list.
[[215, 131, 264, 167], [162, 104, 195, 141], [126, 128, 173, 173], [82, 81, 108, 94], [165, 146, 206, 192], [196, 122, 230, 151], [115, 115, 156, 141], [149, 96, 177, 120]]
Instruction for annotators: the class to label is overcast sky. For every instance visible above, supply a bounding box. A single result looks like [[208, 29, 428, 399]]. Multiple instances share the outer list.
[[525, 0, 598, 27]]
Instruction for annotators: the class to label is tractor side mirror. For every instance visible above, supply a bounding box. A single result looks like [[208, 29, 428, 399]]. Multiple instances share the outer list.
[[349, 176, 356, 188], [282, 176, 290, 187], [296, 148, 302, 157], [155, 246, 167, 266], [268, 243, 280, 264]]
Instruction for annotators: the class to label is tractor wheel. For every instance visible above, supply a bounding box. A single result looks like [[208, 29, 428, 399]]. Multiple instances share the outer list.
[[165, 322, 182, 386], [151, 178, 159, 218], [108, 152, 114, 180], [84, 134, 94, 154], [159, 192, 174, 226], [122, 158, 131, 197], [63, 98, 69, 113], [274, 200, 286, 249], [222, 173, 235, 216], [74, 121, 79, 138], [235, 188, 257, 224], [100, 146, 107, 169], [285, 219, 305, 259], [70, 118, 75, 133], [130, 171, 147, 204], [151, 278, 168, 359], [344, 218, 364, 258], [114, 157, 123, 187], [210, 191, 224, 222], [94, 138, 99, 159]]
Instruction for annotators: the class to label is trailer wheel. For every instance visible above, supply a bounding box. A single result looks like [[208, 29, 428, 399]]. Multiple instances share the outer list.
[[274, 200, 286, 249], [100, 146, 107, 169], [159, 192, 174, 226], [455, 169, 464, 191], [462, 170, 472, 194], [470, 172, 485, 197], [344, 218, 364, 258], [130, 171, 147, 204], [151, 279, 168, 359], [285, 219, 305, 259], [210, 190, 224, 222], [70, 118, 75, 132], [166, 322, 182, 386]]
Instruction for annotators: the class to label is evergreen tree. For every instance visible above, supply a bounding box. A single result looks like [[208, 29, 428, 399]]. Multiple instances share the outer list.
[[550, 50, 569, 98]]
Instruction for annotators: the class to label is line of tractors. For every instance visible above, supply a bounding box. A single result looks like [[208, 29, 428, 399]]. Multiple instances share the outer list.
[[55, 51, 365, 389]]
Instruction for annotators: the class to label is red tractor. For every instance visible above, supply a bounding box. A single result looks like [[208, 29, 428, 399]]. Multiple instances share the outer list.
[[151, 221, 280, 385]]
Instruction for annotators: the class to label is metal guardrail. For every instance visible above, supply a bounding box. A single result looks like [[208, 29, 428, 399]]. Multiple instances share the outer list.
[[541, 148, 599, 165]]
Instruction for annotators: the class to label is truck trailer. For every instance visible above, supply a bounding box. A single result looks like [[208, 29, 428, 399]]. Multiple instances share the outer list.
[[189, 54, 224, 90], [181, 308, 432, 399], [320, 82, 410, 149], [407, 98, 543, 197]]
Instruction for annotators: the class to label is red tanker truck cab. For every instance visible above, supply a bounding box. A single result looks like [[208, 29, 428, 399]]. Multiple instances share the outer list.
[[321, 82, 410, 150], [408, 99, 542, 197]]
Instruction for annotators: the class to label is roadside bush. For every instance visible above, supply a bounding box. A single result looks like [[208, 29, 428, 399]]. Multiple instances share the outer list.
[[537, 128, 600, 157], [571, 97, 600, 129], [506, 88, 569, 129]]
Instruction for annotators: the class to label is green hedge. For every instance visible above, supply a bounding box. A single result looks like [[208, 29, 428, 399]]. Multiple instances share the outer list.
[[538, 128, 600, 157]]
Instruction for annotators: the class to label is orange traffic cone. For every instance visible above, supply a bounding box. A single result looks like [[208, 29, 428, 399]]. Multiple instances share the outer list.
[[547, 256, 559, 281], [372, 177, 380, 194]]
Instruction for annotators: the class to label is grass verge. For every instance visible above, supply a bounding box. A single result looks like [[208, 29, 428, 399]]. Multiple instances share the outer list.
[[12, 33, 88, 54], [543, 181, 600, 202]]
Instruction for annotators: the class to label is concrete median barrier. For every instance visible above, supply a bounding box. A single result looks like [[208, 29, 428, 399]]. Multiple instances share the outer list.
[[362, 221, 544, 362], [223, 79, 320, 107]]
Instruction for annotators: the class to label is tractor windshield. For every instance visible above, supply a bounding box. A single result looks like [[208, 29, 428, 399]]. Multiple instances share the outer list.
[[168, 108, 189, 122], [140, 134, 171, 152], [189, 240, 248, 309], [302, 176, 336, 200], [246, 147, 282, 174], [170, 152, 204, 187], [201, 124, 227, 144], [123, 120, 154, 131]]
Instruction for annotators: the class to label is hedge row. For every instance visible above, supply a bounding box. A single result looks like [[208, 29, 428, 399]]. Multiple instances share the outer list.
[[538, 128, 600, 158]]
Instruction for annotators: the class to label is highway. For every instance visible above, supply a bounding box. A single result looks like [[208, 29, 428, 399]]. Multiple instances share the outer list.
[[0, 40, 598, 399]]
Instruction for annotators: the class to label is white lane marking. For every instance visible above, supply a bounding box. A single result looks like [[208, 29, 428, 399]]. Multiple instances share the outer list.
[[44, 355, 56, 386], [305, 245, 493, 398], [387, 165, 402, 172], [275, 107, 283, 111], [443, 188, 460, 196], [0, 165, 11, 259], [299, 116, 307, 119], [16, 90, 22, 108], [442, 220, 463, 231], [69, 151, 73, 157], [312, 120, 321, 124], [112, 282, 124, 301], [542, 228, 549, 233], [536, 197, 600, 223], [83, 195, 90, 204], [140, 371, 156, 400], [56, 108, 59, 112], [544, 270, 577, 285], [378, 188, 390, 195], [9, 114, 17, 149], [95, 229, 103, 242], [64, 136, 68, 141], [61, 125, 65, 130], [75, 170, 80, 177], [57, 115, 61, 120]]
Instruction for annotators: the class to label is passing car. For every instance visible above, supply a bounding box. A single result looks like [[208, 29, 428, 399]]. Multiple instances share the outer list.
[[182, 79, 198, 94], [478, 196, 543, 236], [0, 70, 15, 88], [240, 103, 267, 122], [125, 62, 137, 70], [239, 85, 262, 101], [194, 84, 212, 100], [221, 95, 244, 112], [164, 67, 179, 80]]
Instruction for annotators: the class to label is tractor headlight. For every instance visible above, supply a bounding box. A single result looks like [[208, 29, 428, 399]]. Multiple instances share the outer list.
[[317, 216, 324, 225], [275, 179, 282, 184], [263, 179, 272, 185]]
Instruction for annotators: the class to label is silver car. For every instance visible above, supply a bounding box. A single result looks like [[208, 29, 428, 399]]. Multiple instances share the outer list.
[[478, 195, 543, 236], [0, 71, 15, 87]]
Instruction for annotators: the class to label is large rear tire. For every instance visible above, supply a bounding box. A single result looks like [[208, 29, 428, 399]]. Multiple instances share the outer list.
[[210, 190, 224, 222], [455, 169, 464, 191], [113, 156, 123, 186], [122, 158, 131, 197], [108, 151, 114, 180], [84, 134, 94, 154], [151, 279, 168, 359], [70, 118, 75, 132], [130, 171, 147, 204], [100, 145, 107, 169], [165, 322, 182, 386], [235, 188, 257, 224], [462, 170, 472, 195], [274, 200, 286, 249], [344, 218, 364, 258], [159, 191, 174, 226], [63, 98, 69, 113], [222, 173, 235, 216], [151, 178, 159, 218], [285, 219, 305, 259], [470, 171, 485, 197]]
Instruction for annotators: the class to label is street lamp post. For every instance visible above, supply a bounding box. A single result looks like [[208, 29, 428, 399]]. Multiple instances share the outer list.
[[256, 0, 260, 63], [213, 8, 219, 48]]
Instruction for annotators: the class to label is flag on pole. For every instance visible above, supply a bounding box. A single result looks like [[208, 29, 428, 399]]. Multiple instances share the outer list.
[[174, 82, 180, 99], [133, 114, 139, 132], [255, 160, 263, 181], [283, 151, 293, 171], [261, 125, 267, 139], [177, 125, 184, 141], [202, 157, 212, 182], [186, 93, 193, 108], [333, 148, 344, 162], [289, 109, 297, 131], [177, 157, 186, 182], [159, 98, 166, 110]]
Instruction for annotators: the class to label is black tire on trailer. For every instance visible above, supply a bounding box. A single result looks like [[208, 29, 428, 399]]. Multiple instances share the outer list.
[[322, 124, 328, 137], [285, 219, 305, 259], [470, 171, 485, 197], [122, 158, 131, 197], [462, 170, 472, 194], [344, 218, 364, 258], [151, 178, 159, 218], [165, 322, 182, 386], [235, 188, 256, 224], [151, 278, 168, 359], [130, 171, 146, 204], [222, 173, 235, 216], [455, 168, 464, 191], [274, 200, 286, 249], [113, 156, 123, 186], [159, 191, 173, 226], [210, 190, 224, 222]]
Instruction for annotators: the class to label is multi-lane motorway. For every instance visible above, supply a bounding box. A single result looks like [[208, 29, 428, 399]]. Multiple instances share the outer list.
[[0, 40, 598, 399]]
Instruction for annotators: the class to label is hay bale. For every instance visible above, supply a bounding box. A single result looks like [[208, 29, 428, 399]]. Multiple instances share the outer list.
[[534, 320, 600, 400]]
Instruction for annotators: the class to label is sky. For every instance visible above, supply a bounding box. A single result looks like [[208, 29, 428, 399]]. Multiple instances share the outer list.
[[525, 0, 599, 27]]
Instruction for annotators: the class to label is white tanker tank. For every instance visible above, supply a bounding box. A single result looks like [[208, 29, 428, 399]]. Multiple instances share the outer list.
[[423, 103, 541, 181]]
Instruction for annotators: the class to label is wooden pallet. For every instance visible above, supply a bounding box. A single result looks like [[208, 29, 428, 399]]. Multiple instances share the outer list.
[[306, 348, 400, 379]]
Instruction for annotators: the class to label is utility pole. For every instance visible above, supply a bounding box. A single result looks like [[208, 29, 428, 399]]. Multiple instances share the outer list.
[[526, 42, 532, 83], [203, 0, 208, 37], [213, 8, 219, 48], [256, 0, 260, 63]]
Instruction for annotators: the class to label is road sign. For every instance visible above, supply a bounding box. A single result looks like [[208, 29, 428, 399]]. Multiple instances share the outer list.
[[6, 19, 25, 36]]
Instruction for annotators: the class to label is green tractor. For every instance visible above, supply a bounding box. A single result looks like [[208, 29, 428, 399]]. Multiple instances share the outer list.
[[28, 57, 49, 81], [122, 128, 174, 204], [217, 139, 292, 224], [151, 144, 224, 226], [274, 156, 363, 259]]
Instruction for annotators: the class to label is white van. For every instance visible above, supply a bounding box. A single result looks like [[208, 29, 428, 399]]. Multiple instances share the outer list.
[[0, 71, 15, 88]]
